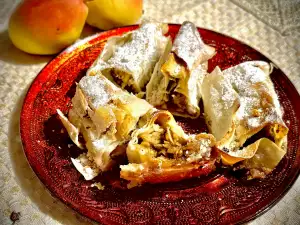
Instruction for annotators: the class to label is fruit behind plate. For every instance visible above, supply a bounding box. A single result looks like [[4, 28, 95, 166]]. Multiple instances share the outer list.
[[86, 0, 143, 30], [8, 0, 143, 55], [8, 0, 88, 55]]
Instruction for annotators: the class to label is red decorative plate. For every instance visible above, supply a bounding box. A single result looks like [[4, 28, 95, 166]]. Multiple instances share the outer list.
[[20, 25, 300, 224]]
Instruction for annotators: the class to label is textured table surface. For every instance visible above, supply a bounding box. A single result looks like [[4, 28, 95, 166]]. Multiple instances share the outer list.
[[0, 0, 300, 224]]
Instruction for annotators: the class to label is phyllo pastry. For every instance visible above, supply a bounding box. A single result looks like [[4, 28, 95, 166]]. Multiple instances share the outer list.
[[88, 22, 170, 93], [120, 111, 217, 188], [57, 74, 153, 180], [201, 61, 288, 179], [146, 21, 215, 118]]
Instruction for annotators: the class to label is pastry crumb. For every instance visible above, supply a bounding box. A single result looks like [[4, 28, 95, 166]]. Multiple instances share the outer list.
[[10, 211, 21, 223], [91, 182, 105, 190]]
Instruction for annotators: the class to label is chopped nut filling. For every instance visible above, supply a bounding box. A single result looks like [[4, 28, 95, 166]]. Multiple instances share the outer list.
[[133, 122, 211, 161]]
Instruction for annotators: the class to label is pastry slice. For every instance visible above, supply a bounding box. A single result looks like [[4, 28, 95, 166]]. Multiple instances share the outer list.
[[146, 21, 215, 118], [88, 22, 170, 93], [58, 74, 153, 179], [120, 110, 217, 188], [201, 61, 288, 179]]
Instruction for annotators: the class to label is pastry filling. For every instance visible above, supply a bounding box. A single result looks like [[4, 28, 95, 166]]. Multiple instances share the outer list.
[[160, 53, 198, 117], [110, 69, 136, 92], [136, 124, 187, 159], [128, 112, 213, 164]]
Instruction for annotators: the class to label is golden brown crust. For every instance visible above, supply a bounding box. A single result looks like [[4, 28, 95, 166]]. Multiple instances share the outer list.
[[120, 160, 216, 186], [120, 149, 218, 187]]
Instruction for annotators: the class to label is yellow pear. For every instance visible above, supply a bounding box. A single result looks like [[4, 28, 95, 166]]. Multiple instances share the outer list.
[[86, 0, 143, 30], [9, 0, 88, 55]]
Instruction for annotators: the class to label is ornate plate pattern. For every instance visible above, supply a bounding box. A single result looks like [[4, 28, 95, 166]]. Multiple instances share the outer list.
[[20, 25, 300, 224]]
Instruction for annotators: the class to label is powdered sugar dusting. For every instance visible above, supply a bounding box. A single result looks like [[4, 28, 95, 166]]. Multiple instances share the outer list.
[[223, 61, 285, 129], [71, 154, 100, 180], [92, 22, 168, 89], [186, 138, 212, 162], [78, 75, 120, 109], [173, 21, 214, 70]]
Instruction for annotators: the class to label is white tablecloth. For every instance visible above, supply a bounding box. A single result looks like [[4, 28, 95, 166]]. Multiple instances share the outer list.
[[0, 0, 299, 224]]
